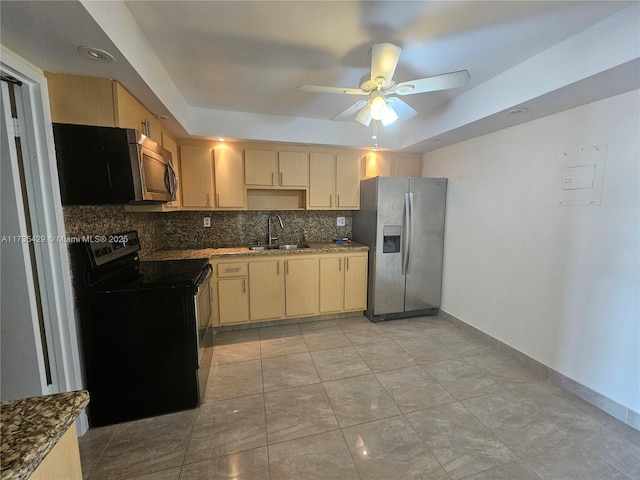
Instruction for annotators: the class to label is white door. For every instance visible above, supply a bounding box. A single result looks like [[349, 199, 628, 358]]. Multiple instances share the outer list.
[[0, 78, 52, 399]]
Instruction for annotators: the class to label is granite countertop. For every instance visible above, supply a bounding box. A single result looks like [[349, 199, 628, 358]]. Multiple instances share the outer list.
[[142, 241, 369, 261], [1, 390, 90, 480]]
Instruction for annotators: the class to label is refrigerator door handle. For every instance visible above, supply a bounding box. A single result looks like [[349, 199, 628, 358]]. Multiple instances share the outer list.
[[406, 192, 415, 275], [402, 193, 411, 275]]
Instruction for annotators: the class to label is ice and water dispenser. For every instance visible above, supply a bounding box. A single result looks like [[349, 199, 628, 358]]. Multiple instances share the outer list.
[[382, 225, 402, 253]]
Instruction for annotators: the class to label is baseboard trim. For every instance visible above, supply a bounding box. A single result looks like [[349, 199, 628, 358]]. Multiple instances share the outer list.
[[212, 312, 364, 332], [438, 310, 639, 431]]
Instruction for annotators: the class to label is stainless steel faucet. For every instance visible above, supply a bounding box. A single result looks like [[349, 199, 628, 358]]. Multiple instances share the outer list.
[[268, 213, 284, 245]]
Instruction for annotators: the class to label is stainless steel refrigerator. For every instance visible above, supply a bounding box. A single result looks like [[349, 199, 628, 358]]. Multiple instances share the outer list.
[[352, 177, 447, 322]]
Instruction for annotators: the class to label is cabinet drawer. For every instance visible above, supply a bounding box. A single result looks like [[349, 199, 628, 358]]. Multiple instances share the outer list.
[[217, 263, 248, 277]]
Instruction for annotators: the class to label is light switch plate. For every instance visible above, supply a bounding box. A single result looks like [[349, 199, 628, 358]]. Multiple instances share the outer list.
[[203, 217, 211, 227], [336, 216, 346, 227]]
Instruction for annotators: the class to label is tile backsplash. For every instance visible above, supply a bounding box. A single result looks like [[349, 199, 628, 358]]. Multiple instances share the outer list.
[[63, 206, 162, 256], [63, 207, 352, 253], [158, 210, 352, 249]]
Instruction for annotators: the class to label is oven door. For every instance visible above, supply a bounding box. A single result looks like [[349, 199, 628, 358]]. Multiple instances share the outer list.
[[194, 263, 213, 367]]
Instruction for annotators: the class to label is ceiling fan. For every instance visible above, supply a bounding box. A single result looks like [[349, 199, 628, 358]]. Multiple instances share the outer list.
[[298, 43, 470, 127]]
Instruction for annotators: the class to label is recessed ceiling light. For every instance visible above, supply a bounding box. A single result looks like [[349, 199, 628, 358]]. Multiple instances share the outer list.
[[507, 107, 528, 115], [77, 46, 115, 63], [154, 114, 171, 120], [432, 137, 442, 142], [217, 137, 225, 142]]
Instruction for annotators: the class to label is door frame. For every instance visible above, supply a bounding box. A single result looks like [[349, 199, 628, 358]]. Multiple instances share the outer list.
[[1, 46, 87, 433]]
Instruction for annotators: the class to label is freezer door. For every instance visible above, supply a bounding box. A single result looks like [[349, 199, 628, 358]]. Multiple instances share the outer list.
[[373, 177, 409, 315], [404, 177, 447, 311]]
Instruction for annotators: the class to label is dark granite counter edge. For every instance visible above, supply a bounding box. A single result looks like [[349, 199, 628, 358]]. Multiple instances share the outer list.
[[1, 390, 90, 480], [142, 242, 369, 261]]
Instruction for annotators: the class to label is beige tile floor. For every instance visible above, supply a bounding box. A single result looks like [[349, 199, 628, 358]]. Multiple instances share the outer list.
[[79, 315, 640, 479]]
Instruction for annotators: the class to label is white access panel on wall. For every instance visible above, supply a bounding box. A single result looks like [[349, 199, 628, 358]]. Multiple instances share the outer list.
[[555, 145, 607, 206]]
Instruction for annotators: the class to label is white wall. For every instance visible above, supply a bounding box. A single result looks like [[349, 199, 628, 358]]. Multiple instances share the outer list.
[[422, 90, 639, 413]]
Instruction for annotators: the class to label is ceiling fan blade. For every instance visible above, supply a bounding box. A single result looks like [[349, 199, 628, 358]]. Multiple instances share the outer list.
[[355, 104, 372, 127], [370, 43, 402, 86], [385, 97, 418, 119], [395, 70, 470, 95], [298, 84, 367, 95], [332, 100, 369, 121]]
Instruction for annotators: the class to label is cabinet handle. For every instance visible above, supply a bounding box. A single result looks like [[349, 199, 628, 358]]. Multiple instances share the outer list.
[[242, 278, 246, 293], [337, 194, 340, 207], [271, 172, 275, 186], [277, 262, 280, 275], [224, 267, 241, 273], [285, 260, 289, 275], [280, 172, 283, 185], [346, 257, 350, 271], [206, 193, 210, 206], [339, 258, 342, 271], [142, 119, 150, 137], [216, 193, 220, 207], [329, 194, 332, 207]]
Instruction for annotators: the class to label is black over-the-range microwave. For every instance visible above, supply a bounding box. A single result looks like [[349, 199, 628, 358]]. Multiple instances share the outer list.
[[53, 123, 178, 205]]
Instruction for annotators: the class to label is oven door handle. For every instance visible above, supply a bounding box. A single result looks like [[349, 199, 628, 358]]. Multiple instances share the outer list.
[[195, 264, 213, 291]]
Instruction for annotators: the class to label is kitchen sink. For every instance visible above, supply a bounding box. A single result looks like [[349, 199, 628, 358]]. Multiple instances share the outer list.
[[248, 244, 310, 251], [277, 244, 311, 250]]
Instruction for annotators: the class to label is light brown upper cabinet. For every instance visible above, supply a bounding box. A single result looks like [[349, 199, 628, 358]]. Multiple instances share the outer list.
[[180, 145, 214, 210], [244, 149, 309, 187], [213, 147, 245, 209], [394, 157, 422, 177], [112, 83, 162, 142], [46, 72, 162, 143], [278, 152, 309, 187], [365, 153, 422, 178], [335, 152, 361, 209], [308, 152, 360, 210]]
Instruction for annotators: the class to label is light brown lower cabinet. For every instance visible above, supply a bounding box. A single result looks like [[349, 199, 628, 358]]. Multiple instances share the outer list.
[[320, 252, 368, 313], [249, 260, 285, 321], [211, 251, 367, 326], [215, 262, 249, 325], [30, 423, 82, 480], [283, 256, 318, 317]]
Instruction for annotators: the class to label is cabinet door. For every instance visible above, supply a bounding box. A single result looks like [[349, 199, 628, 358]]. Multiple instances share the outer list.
[[335, 153, 361, 209], [285, 257, 318, 317], [395, 157, 422, 177], [249, 260, 285, 321], [218, 278, 249, 324], [245, 149, 277, 186], [45, 72, 116, 126], [365, 153, 393, 178], [214, 147, 245, 208], [319, 257, 344, 313], [308, 153, 335, 209], [180, 145, 214, 209], [113, 83, 162, 142], [278, 152, 309, 187], [344, 254, 368, 311]]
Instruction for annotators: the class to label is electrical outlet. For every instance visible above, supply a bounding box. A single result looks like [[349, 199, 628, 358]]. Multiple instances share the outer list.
[[336, 216, 346, 227], [203, 217, 211, 227]]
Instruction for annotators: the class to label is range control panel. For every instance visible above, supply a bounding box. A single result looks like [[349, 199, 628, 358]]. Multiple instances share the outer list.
[[87, 231, 141, 267]]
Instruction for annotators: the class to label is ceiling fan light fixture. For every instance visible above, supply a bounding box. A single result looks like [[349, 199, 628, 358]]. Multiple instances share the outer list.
[[370, 94, 388, 120], [380, 106, 398, 126]]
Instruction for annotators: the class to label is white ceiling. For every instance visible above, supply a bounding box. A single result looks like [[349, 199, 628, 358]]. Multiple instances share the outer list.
[[1, 1, 638, 152]]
